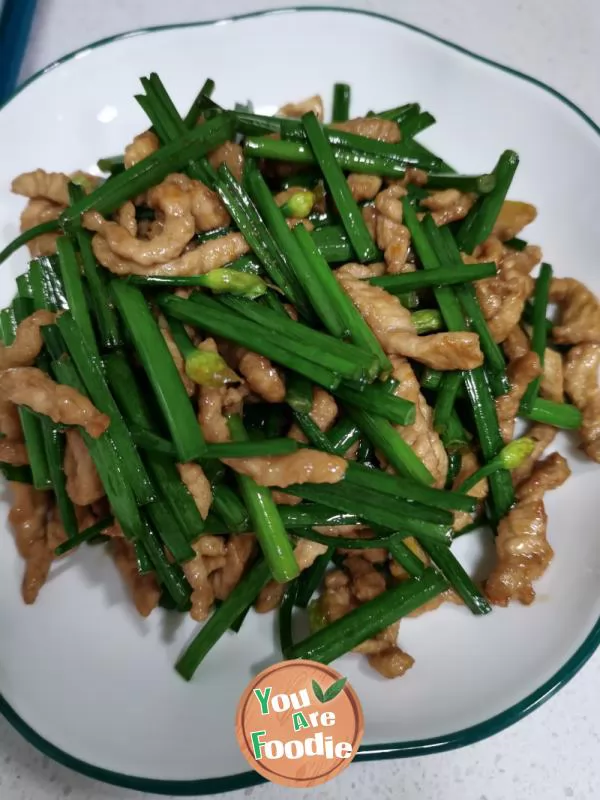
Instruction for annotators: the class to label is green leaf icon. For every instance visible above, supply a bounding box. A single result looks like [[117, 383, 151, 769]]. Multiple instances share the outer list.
[[312, 676, 348, 703], [323, 677, 347, 702], [312, 679, 326, 703]]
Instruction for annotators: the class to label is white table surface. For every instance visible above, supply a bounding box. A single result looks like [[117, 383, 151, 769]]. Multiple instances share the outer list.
[[2, 0, 600, 798]]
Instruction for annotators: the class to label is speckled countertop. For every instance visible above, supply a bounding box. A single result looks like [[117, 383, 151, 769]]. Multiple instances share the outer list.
[[2, 1, 600, 798]]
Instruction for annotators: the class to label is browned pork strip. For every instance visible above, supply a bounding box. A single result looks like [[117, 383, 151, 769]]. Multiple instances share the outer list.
[[487, 454, 568, 607], [64, 430, 104, 506], [91, 231, 249, 277], [336, 273, 483, 369], [124, 131, 159, 168], [451, 451, 489, 532], [235, 349, 286, 403], [515, 452, 571, 503], [0, 368, 109, 438], [196, 339, 247, 443], [255, 539, 328, 613], [473, 270, 533, 344], [0, 399, 22, 440], [373, 184, 413, 274], [388, 357, 448, 488], [492, 200, 537, 241], [183, 536, 227, 622], [111, 539, 160, 617], [0, 439, 29, 465], [176, 463, 212, 520], [224, 449, 347, 488], [539, 348, 564, 403], [512, 424, 557, 485], [158, 315, 195, 396], [19, 198, 62, 257], [485, 500, 551, 606], [162, 173, 230, 231], [12, 168, 71, 205], [211, 534, 256, 601], [564, 343, 600, 462], [330, 117, 400, 142], [9, 482, 52, 604], [288, 388, 338, 444], [495, 352, 542, 442], [279, 95, 324, 121], [208, 141, 245, 182], [0, 310, 56, 370], [347, 174, 382, 202], [421, 189, 475, 225], [318, 561, 414, 679], [550, 278, 600, 345]]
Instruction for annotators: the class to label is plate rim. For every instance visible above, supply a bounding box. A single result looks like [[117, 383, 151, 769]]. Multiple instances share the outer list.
[[2, 5, 600, 795]]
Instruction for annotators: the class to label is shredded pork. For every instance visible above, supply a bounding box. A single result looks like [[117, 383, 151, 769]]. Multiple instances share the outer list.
[[19, 198, 62, 256], [540, 348, 564, 403], [235, 349, 286, 403], [5, 86, 600, 683], [452, 451, 489, 532], [124, 131, 159, 168], [550, 278, 600, 345], [487, 449, 569, 605], [111, 539, 160, 617], [91, 231, 249, 277], [176, 463, 213, 521], [12, 168, 72, 206], [347, 174, 382, 203], [208, 141, 244, 182], [318, 561, 414, 679], [0, 310, 56, 370], [255, 539, 328, 613], [158, 315, 196, 396], [0, 439, 29, 466], [330, 117, 400, 142], [512, 424, 557, 485], [495, 352, 542, 442], [473, 270, 533, 344], [515, 452, 571, 503], [224, 448, 347, 488], [421, 189, 475, 225], [279, 95, 324, 121], [336, 272, 483, 369], [183, 536, 226, 621], [64, 430, 104, 506], [8, 482, 52, 604], [211, 534, 256, 601], [389, 357, 448, 488], [486, 500, 551, 606], [564, 343, 600, 461], [373, 184, 413, 274], [492, 201, 537, 241], [0, 368, 109, 438]]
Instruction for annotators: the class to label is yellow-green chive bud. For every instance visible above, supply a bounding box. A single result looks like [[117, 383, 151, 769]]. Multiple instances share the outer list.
[[185, 350, 239, 388], [200, 268, 267, 299], [280, 190, 316, 219], [307, 599, 328, 633], [312, 180, 325, 205], [498, 437, 536, 470], [411, 309, 443, 335], [70, 172, 96, 193]]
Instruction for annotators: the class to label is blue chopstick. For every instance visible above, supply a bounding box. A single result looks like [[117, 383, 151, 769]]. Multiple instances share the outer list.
[[0, 0, 38, 106]]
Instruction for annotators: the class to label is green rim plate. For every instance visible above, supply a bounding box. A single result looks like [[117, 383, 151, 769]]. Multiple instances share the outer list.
[[2, 6, 600, 795]]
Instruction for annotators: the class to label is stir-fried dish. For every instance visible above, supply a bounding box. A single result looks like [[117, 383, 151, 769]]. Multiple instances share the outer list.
[[1, 76, 598, 682]]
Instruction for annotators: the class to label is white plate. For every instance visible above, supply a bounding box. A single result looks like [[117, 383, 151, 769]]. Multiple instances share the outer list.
[[1, 7, 599, 795]]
